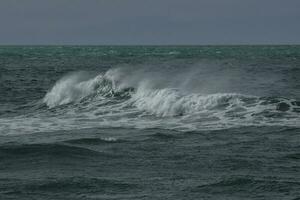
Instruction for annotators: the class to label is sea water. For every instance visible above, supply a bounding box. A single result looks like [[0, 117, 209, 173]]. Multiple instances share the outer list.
[[0, 46, 299, 199]]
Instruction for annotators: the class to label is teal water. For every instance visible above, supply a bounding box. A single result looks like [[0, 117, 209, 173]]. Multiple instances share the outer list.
[[0, 46, 299, 199]]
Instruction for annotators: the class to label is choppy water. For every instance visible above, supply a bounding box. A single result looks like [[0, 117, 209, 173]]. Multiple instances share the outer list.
[[0, 46, 299, 199]]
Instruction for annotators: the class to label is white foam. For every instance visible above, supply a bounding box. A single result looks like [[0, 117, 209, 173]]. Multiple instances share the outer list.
[[132, 88, 248, 117]]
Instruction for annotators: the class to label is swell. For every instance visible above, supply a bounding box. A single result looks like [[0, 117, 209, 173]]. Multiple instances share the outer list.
[[64, 137, 122, 145], [1, 177, 138, 195], [188, 177, 300, 194], [0, 143, 117, 160]]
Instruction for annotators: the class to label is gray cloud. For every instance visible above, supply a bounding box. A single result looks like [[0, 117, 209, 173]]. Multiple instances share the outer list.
[[0, 0, 299, 44]]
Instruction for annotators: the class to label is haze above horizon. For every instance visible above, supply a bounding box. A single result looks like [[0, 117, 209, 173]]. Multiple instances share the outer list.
[[0, 0, 299, 45]]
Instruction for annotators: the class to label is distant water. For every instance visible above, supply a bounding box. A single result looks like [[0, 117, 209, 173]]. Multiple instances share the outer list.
[[0, 46, 299, 199]]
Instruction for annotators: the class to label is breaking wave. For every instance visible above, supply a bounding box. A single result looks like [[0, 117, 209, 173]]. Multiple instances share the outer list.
[[43, 68, 299, 114], [1, 67, 299, 135]]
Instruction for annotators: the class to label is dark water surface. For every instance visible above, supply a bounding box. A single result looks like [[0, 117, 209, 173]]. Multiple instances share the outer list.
[[0, 46, 299, 199]]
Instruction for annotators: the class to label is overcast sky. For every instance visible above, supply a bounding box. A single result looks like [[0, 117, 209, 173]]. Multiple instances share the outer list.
[[0, 0, 299, 45]]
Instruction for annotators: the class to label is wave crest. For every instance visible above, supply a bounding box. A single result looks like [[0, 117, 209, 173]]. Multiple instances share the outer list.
[[43, 71, 133, 108]]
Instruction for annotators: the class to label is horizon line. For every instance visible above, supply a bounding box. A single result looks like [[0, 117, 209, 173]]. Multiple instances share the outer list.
[[0, 43, 299, 47]]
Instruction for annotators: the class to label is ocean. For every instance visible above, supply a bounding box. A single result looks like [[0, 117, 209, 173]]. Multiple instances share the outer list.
[[0, 46, 299, 199]]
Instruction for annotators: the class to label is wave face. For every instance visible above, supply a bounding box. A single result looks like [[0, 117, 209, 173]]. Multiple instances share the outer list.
[[43, 72, 117, 108], [1, 64, 299, 135]]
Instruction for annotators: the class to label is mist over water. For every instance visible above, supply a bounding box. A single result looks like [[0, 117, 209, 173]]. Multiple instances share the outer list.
[[0, 46, 299, 199]]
